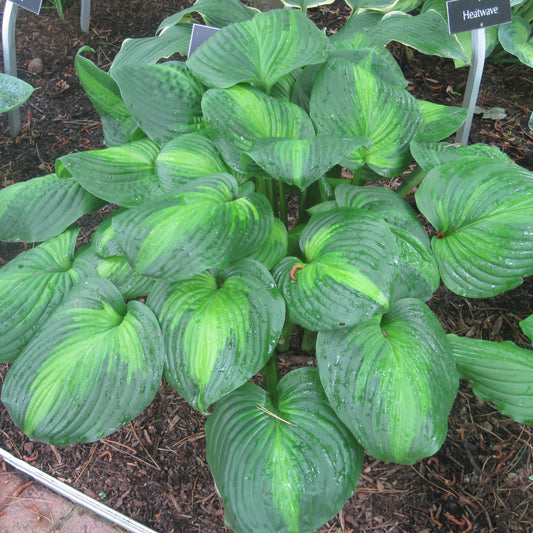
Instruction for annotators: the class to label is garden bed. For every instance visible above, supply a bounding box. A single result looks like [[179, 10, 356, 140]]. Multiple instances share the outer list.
[[1, 0, 533, 531]]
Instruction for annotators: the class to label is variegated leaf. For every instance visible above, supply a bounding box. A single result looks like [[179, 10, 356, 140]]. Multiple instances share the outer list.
[[273, 208, 398, 330], [415, 157, 533, 297], [317, 298, 458, 463], [186, 9, 328, 90], [112, 174, 273, 281], [2, 277, 165, 445], [147, 259, 285, 412], [202, 85, 316, 172], [206, 367, 364, 533]]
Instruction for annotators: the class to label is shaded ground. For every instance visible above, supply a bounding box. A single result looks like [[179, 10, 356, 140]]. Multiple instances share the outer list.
[[1, 1, 533, 532]]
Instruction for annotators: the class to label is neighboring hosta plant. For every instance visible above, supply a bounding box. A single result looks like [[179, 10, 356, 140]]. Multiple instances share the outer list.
[[1, 3, 533, 532], [0, 73, 34, 113]]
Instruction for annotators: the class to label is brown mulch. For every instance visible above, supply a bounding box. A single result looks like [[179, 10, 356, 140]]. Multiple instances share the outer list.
[[1, 1, 533, 532]]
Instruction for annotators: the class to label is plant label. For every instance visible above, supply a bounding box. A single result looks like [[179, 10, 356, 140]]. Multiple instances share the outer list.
[[188, 23, 220, 57], [7, 0, 42, 15], [447, 0, 511, 34]]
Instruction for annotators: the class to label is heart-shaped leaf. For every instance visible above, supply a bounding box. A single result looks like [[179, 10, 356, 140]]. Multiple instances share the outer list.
[[0, 228, 95, 362], [317, 298, 458, 464], [415, 157, 533, 297], [273, 208, 398, 331], [334, 184, 439, 301], [60, 139, 164, 207], [112, 174, 273, 281], [242, 136, 369, 189], [202, 85, 316, 171], [449, 333, 533, 424], [111, 61, 205, 145], [2, 276, 165, 445], [0, 174, 105, 242], [147, 259, 285, 412], [206, 367, 364, 533], [310, 57, 423, 177], [186, 9, 328, 90]]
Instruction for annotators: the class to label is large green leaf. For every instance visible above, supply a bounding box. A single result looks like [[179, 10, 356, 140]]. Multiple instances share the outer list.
[[147, 259, 285, 413], [310, 57, 423, 177], [0, 174, 105, 242], [111, 61, 205, 146], [317, 298, 458, 464], [2, 276, 164, 445], [273, 208, 398, 331], [187, 9, 328, 91], [75, 47, 141, 147], [242, 136, 368, 190], [206, 367, 364, 533], [449, 334, 533, 424], [334, 184, 439, 301], [202, 85, 316, 171], [0, 228, 94, 362], [373, 10, 469, 62], [157, 0, 257, 32], [0, 73, 34, 113], [499, 16, 533, 68], [110, 25, 192, 72], [60, 139, 166, 207], [415, 157, 533, 297], [112, 174, 273, 281]]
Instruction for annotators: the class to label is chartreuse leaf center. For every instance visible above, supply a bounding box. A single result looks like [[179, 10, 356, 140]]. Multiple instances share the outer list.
[[271, 424, 301, 533], [24, 302, 144, 436], [312, 256, 390, 309], [3, 277, 164, 445]]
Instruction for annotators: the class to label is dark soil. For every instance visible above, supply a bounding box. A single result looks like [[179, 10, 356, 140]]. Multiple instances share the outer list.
[[1, 1, 533, 532]]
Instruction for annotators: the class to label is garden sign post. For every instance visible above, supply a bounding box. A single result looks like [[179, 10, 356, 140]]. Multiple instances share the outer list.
[[2, 0, 91, 137], [447, 0, 512, 144]]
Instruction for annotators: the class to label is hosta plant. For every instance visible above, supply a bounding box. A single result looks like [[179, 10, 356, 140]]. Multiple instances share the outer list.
[[1, 3, 533, 532]]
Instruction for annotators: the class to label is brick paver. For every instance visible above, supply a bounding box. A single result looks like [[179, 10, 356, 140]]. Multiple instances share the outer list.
[[0, 469, 121, 533]]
